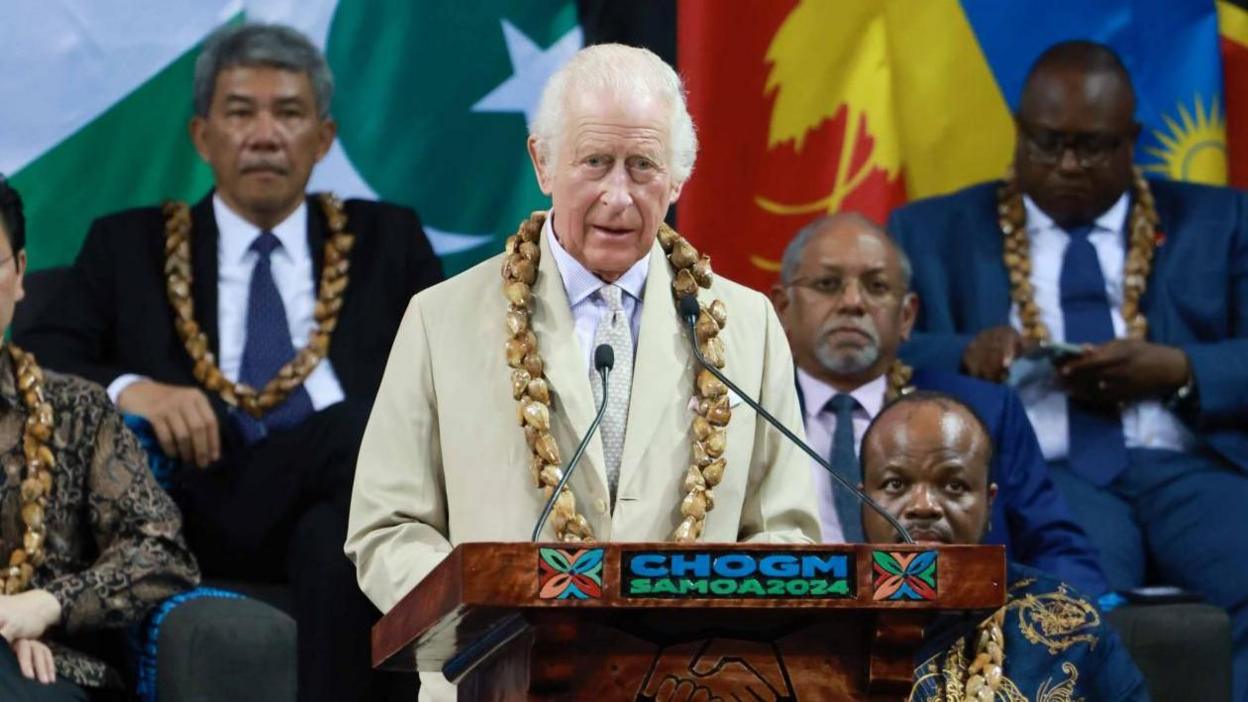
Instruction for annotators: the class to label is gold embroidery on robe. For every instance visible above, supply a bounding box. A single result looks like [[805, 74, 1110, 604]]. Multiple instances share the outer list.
[[909, 654, 944, 702], [910, 641, 1028, 701], [998, 678, 1029, 702], [1036, 661, 1081, 702], [941, 644, 966, 701], [1011, 585, 1101, 654], [1008, 577, 1037, 592]]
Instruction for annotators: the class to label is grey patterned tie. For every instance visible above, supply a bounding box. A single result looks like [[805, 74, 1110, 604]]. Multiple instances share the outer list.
[[590, 284, 633, 501]]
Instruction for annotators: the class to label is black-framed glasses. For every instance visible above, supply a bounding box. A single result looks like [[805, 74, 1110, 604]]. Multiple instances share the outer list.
[[786, 274, 900, 303], [1017, 120, 1133, 168]]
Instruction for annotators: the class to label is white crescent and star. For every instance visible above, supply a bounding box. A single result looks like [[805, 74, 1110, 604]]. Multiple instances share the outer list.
[[318, 17, 582, 256], [472, 19, 584, 126]]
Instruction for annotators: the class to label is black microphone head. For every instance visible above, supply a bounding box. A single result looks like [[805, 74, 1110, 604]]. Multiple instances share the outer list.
[[594, 343, 614, 371], [678, 294, 701, 324]]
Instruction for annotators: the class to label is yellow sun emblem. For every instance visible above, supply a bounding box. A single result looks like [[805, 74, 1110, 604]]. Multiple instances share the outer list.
[[1143, 95, 1227, 185]]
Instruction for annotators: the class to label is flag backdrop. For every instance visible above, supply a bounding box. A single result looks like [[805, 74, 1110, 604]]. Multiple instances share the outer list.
[[1220, 0, 1248, 188], [678, 0, 1230, 290], [2, 0, 583, 275], [0, 0, 1239, 288]]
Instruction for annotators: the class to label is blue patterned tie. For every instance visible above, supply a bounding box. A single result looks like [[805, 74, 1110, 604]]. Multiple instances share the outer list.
[[235, 231, 315, 444], [827, 393, 864, 542], [1060, 224, 1127, 485]]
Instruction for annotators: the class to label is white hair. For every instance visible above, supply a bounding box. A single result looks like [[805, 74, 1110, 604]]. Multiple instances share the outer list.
[[530, 43, 698, 184]]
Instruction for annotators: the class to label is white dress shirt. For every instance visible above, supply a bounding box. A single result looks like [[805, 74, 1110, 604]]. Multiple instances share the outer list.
[[797, 368, 886, 544], [1007, 194, 1195, 460], [107, 194, 345, 409], [544, 212, 648, 371]]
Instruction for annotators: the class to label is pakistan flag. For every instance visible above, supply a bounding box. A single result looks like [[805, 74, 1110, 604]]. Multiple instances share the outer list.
[[4, 0, 583, 275], [326, 0, 582, 274]]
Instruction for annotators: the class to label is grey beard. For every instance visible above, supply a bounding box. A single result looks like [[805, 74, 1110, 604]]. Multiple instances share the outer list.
[[816, 342, 879, 376]]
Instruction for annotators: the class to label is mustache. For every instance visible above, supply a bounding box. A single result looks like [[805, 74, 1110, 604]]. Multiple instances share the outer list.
[[817, 317, 879, 344], [240, 160, 289, 175], [899, 520, 952, 543]]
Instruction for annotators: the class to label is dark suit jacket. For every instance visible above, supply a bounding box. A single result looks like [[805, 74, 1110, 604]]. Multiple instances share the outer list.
[[798, 369, 1107, 595], [16, 192, 443, 451], [887, 178, 1248, 473]]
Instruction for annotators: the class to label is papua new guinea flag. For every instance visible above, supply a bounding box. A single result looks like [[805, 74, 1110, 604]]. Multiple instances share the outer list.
[[677, 0, 1227, 291]]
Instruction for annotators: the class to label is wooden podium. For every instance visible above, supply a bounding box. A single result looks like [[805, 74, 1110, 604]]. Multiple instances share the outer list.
[[373, 542, 1004, 700]]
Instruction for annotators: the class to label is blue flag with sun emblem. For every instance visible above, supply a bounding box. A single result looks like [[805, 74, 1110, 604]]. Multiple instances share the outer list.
[[961, 0, 1226, 184]]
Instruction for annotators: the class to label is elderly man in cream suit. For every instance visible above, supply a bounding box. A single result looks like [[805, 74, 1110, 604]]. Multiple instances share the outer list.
[[346, 44, 822, 694]]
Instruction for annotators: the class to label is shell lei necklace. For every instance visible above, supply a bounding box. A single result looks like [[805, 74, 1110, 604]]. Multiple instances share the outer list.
[[502, 212, 729, 543], [884, 360, 914, 402], [964, 609, 1007, 700], [162, 194, 354, 417], [997, 166, 1159, 343], [0, 345, 55, 595]]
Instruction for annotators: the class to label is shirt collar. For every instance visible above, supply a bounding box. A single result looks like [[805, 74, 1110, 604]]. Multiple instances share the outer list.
[[213, 193, 308, 265], [0, 346, 17, 409], [1022, 191, 1129, 237], [796, 367, 888, 421], [543, 211, 649, 306]]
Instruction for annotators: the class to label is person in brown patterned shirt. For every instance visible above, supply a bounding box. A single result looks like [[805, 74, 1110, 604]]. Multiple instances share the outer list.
[[0, 177, 199, 700]]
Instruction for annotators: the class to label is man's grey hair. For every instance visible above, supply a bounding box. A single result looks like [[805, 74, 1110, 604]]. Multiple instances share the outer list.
[[530, 43, 698, 184], [779, 212, 913, 289], [193, 23, 334, 119]]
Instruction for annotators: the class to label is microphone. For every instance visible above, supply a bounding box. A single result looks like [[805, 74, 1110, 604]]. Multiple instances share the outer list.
[[532, 344, 615, 541], [676, 294, 913, 544]]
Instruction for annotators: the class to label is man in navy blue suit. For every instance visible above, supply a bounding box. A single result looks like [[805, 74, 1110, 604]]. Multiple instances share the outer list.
[[770, 212, 1107, 596], [888, 40, 1248, 699]]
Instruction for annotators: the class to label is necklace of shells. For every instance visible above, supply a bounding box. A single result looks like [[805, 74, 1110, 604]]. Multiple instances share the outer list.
[[962, 608, 1007, 700], [882, 361, 914, 402], [997, 165, 1159, 344], [0, 345, 55, 595], [162, 194, 354, 417], [503, 211, 731, 543]]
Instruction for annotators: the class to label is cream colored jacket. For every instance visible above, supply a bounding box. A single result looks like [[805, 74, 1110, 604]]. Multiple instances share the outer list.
[[346, 231, 821, 613]]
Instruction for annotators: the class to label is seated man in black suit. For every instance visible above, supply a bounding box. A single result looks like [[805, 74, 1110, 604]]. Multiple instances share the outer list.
[[18, 23, 441, 702]]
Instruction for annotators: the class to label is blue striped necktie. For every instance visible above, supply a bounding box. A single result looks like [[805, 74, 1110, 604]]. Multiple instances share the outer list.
[[827, 393, 863, 542], [1060, 224, 1127, 485], [234, 231, 315, 444]]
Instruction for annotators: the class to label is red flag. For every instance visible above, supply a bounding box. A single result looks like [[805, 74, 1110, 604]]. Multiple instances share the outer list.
[[1220, 0, 1248, 188], [678, 0, 906, 291]]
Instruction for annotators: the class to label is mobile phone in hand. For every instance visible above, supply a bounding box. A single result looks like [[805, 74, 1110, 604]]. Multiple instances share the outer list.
[[1038, 341, 1085, 362]]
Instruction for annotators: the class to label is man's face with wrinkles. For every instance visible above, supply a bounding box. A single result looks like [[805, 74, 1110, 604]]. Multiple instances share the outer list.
[[529, 88, 683, 282]]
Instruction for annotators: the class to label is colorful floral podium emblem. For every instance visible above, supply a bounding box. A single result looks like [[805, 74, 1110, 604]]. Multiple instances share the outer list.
[[538, 547, 604, 600], [872, 550, 938, 601]]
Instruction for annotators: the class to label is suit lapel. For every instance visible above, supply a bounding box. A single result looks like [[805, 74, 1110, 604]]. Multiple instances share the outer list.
[[306, 194, 326, 293], [189, 194, 221, 357], [532, 229, 609, 495], [617, 242, 692, 495], [971, 205, 1012, 328]]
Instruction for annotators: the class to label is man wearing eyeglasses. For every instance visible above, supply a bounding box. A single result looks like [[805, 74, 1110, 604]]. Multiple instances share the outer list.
[[770, 212, 1107, 596], [888, 39, 1248, 699]]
